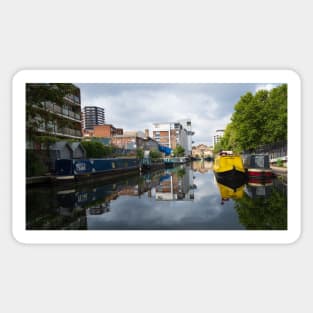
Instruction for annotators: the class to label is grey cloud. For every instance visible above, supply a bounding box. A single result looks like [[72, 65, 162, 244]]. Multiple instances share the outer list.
[[76, 83, 281, 145]]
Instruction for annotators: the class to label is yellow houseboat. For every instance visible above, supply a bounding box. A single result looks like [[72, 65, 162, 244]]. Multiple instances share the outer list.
[[213, 151, 247, 190]]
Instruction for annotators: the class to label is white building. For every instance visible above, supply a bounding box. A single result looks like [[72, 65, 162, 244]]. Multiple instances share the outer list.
[[213, 129, 224, 148], [152, 119, 194, 156]]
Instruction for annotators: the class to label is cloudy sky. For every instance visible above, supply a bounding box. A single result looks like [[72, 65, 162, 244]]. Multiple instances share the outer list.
[[76, 83, 280, 145]]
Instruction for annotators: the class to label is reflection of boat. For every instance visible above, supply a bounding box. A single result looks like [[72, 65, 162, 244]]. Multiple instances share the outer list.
[[216, 182, 244, 205], [213, 152, 247, 189], [87, 206, 110, 215], [246, 181, 273, 198], [243, 154, 273, 180]]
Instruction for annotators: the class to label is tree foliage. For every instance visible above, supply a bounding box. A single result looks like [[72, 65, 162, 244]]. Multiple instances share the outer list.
[[217, 84, 287, 152], [136, 148, 144, 158], [234, 188, 287, 230], [150, 149, 162, 159], [173, 145, 185, 157], [81, 141, 113, 158]]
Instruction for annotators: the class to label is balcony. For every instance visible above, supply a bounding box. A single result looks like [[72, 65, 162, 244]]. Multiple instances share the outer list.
[[64, 95, 81, 106], [37, 126, 82, 139], [40, 102, 81, 122]]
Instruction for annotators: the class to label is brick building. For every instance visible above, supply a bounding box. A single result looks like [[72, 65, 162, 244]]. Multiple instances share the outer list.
[[93, 124, 123, 137]]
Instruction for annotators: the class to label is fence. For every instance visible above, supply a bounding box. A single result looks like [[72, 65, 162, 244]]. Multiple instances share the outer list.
[[244, 140, 287, 161]]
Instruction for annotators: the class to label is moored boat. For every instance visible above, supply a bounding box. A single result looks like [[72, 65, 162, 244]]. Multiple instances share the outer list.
[[243, 154, 273, 180], [213, 151, 247, 189], [55, 157, 139, 181], [163, 157, 189, 168]]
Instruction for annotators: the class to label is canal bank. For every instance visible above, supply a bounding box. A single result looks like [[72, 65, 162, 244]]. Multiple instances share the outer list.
[[27, 157, 166, 186]]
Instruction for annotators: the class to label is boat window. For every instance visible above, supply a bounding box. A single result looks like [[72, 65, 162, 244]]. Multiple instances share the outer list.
[[112, 162, 116, 169], [255, 156, 265, 168]]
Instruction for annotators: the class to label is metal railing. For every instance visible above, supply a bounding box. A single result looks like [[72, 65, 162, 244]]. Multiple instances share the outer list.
[[41, 102, 81, 121], [245, 140, 287, 160]]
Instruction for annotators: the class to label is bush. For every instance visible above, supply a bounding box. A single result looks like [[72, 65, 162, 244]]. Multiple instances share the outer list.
[[81, 141, 113, 158], [173, 145, 185, 157], [150, 149, 162, 159], [26, 150, 48, 177], [136, 148, 144, 158]]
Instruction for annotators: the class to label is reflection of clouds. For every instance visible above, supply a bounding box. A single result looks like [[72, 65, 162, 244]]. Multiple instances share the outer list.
[[87, 168, 244, 230]]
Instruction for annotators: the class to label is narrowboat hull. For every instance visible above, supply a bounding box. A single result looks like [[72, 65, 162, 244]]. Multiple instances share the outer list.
[[213, 154, 247, 189], [163, 157, 189, 168], [214, 169, 247, 190], [246, 168, 273, 179], [243, 154, 273, 181], [55, 158, 139, 181]]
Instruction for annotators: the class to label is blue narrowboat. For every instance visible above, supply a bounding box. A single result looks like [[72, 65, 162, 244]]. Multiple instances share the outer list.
[[55, 158, 139, 180]]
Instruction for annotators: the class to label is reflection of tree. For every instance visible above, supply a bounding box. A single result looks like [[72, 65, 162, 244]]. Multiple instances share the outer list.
[[234, 189, 287, 230], [176, 168, 186, 178]]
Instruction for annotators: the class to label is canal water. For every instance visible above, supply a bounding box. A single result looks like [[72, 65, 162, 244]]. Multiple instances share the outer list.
[[26, 161, 287, 230]]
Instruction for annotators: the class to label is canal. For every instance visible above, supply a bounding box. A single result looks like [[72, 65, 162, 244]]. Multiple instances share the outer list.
[[26, 161, 287, 230]]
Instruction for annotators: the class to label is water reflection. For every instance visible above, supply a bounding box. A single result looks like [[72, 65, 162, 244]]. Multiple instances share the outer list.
[[216, 182, 245, 205], [156, 166, 194, 201], [192, 160, 212, 173], [26, 161, 287, 230], [234, 179, 287, 230]]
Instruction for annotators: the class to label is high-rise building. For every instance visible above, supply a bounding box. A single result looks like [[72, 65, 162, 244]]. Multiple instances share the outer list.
[[82, 106, 105, 130], [213, 129, 224, 147]]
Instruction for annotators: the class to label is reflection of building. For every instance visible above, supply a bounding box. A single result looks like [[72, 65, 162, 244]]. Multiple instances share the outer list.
[[118, 186, 139, 196], [82, 106, 105, 130], [192, 160, 212, 173], [152, 120, 193, 156], [192, 144, 213, 159], [155, 167, 194, 200], [112, 132, 159, 151], [213, 129, 224, 148]]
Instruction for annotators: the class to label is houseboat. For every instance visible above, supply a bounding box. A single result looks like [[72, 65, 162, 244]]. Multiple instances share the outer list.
[[163, 157, 189, 168], [213, 151, 247, 190], [243, 154, 273, 180], [55, 157, 139, 181]]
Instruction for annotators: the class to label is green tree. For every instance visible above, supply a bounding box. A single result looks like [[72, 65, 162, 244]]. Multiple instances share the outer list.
[[173, 145, 185, 157], [136, 148, 144, 158], [81, 141, 112, 158], [222, 84, 287, 152], [150, 149, 162, 159]]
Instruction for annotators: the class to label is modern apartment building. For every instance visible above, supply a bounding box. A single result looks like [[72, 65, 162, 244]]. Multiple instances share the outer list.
[[152, 120, 193, 156], [82, 106, 105, 130], [26, 83, 82, 146], [213, 129, 225, 148]]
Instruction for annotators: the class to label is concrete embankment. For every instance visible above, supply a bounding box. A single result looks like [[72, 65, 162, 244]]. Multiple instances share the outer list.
[[271, 166, 287, 184]]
